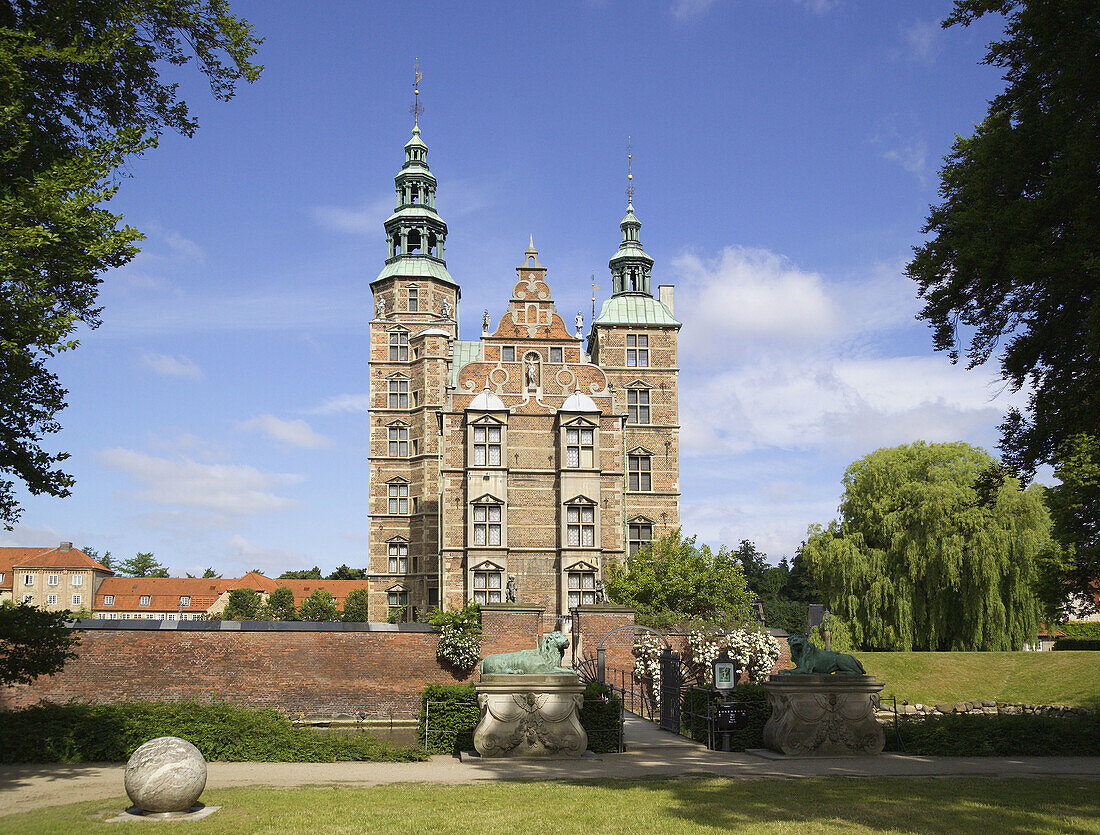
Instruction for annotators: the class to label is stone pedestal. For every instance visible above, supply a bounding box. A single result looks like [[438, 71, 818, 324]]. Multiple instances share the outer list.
[[473, 674, 587, 758], [762, 674, 885, 756]]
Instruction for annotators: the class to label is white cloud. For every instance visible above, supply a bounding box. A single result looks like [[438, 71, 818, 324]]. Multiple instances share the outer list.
[[671, 0, 835, 21], [309, 393, 372, 415], [881, 138, 931, 185], [903, 20, 941, 63], [96, 448, 301, 515], [225, 535, 311, 576], [311, 194, 394, 236], [239, 414, 332, 449], [141, 352, 202, 379]]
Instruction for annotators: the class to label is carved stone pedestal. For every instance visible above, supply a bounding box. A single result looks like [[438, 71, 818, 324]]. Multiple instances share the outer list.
[[762, 674, 885, 756], [473, 674, 587, 758]]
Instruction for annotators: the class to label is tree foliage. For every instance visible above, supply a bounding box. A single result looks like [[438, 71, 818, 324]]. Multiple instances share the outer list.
[[1044, 434, 1100, 616], [223, 587, 260, 621], [341, 588, 370, 622], [279, 567, 322, 580], [327, 564, 366, 580], [906, 1, 1100, 478], [605, 529, 753, 628], [0, 0, 262, 528], [802, 442, 1050, 651], [298, 589, 338, 622], [260, 586, 297, 621], [0, 601, 80, 686], [118, 552, 168, 577]]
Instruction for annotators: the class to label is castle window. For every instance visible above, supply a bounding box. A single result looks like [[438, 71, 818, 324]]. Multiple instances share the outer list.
[[472, 425, 501, 466], [388, 378, 409, 408], [628, 454, 652, 491], [408, 286, 419, 312], [566, 427, 594, 468], [628, 521, 654, 556], [473, 502, 503, 546], [22, 594, 33, 604], [626, 334, 649, 367], [472, 569, 503, 604], [388, 540, 409, 573], [388, 589, 408, 607], [388, 482, 409, 514], [389, 330, 409, 361], [550, 347, 563, 363], [23, 574, 33, 586], [501, 345, 515, 362], [627, 388, 650, 424], [567, 568, 597, 608], [388, 424, 409, 456], [566, 505, 596, 547]]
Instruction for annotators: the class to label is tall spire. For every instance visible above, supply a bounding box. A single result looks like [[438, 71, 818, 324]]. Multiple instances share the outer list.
[[372, 65, 455, 288], [608, 138, 654, 297]]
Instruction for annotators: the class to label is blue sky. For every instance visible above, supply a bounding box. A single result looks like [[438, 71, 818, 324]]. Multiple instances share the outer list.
[[4, 0, 1026, 575]]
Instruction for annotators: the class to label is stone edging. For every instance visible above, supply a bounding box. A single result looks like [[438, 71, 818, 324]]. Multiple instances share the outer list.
[[876, 699, 1094, 718]]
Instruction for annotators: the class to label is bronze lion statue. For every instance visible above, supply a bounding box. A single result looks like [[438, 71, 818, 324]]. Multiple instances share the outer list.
[[781, 634, 865, 676], [479, 631, 573, 675]]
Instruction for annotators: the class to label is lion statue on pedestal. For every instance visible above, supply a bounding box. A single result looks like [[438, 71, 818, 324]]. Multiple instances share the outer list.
[[781, 634, 865, 675]]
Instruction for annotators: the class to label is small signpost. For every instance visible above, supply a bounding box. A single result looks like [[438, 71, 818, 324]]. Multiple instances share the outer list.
[[711, 651, 745, 750]]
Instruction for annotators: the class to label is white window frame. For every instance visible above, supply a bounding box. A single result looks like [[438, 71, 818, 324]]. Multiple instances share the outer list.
[[566, 567, 598, 609], [472, 501, 503, 547], [72, 594, 82, 606], [46, 593, 58, 605], [23, 574, 34, 587], [139, 595, 150, 607], [104, 595, 115, 606], [472, 424, 502, 467], [22, 594, 33, 604], [564, 498, 598, 549], [71, 574, 84, 586], [626, 334, 649, 367], [179, 596, 191, 607], [388, 539, 409, 574], [47, 574, 59, 586], [565, 425, 595, 468], [470, 561, 504, 605]]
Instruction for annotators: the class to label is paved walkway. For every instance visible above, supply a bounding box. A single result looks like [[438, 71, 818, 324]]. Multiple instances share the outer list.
[[2, 719, 1099, 817]]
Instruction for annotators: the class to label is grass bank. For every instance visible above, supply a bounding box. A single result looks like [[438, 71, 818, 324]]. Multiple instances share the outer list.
[[2, 778, 1097, 834], [856, 651, 1100, 709]]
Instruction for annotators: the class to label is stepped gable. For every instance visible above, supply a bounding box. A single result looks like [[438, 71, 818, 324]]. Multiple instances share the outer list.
[[485, 241, 576, 343]]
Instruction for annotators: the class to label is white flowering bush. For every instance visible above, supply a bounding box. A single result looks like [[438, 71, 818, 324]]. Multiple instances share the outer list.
[[436, 623, 481, 672], [685, 628, 781, 685], [633, 631, 664, 706]]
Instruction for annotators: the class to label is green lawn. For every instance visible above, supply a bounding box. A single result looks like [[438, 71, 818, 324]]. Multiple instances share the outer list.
[[3, 779, 1098, 834], [856, 651, 1100, 709]]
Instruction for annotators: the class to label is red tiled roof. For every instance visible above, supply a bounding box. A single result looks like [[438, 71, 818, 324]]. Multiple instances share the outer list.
[[95, 576, 236, 612], [1, 545, 112, 576]]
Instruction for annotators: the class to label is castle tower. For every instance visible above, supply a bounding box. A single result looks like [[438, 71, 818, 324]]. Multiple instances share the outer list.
[[590, 150, 681, 556]]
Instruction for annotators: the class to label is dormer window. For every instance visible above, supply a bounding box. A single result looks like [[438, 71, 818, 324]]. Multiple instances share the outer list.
[[139, 595, 150, 607], [104, 595, 115, 606], [179, 596, 191, 607], [472, 425, 501, 466], [564, 498, 598, 548], [566, 427, 594, 468]]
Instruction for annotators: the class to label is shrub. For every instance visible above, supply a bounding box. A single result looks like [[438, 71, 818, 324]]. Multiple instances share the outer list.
[[1059, 621, 1100, 639], [1053, 638, 1100, 651], [223, 588, 261, 621], [299, 589, 339, 622], [260, 586, 297, 621], [342, 588, 370, 623], [761, 598, 809, 635], [419, 684, 478, 755], [580, 682, 622, 754], [428, 602, 482, 673], [886, 712, 1100, 756], [681, 684, 770, 750], [0, 701, 427, 763]]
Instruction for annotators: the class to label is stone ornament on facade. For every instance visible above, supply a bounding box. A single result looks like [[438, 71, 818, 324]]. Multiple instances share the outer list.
[[505, 574, 516, 603], [441, 299, 452, 319], [123, 736, 208, 816], [376, 296, 387, 319], [483, 309, 491, 332]]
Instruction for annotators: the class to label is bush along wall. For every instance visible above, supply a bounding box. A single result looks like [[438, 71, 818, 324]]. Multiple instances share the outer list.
[[1053, 638, 1100, 651], [0, 701, 427, 764], [418, 682, 623, 755], [1058, 621, 1100, 640], [682, 684, 770, 751], [884, 712, 1100, 756]]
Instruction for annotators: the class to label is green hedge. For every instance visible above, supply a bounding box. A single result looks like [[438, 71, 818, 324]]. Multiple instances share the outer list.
[[0, 701, 427, 763], [682, 684, 770, 751], [1054, 638, 1100, 651], [419, 682, 623, 755], [1059, 621, 1100, 639], [885, 712, 1100, 756]]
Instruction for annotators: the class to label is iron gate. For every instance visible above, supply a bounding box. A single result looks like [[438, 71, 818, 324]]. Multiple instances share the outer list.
[[659, 649, 682, 732]]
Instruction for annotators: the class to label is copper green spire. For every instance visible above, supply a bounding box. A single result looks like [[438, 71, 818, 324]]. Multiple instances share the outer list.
[[609, 138, 654, 297]]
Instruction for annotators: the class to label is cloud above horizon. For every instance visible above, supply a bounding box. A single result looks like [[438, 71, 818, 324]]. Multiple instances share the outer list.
[[239, 414, 332, 449]]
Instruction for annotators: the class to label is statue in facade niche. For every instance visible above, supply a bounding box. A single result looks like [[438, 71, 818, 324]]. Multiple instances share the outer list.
[[575, 311, 584, 335], [505, 574, 516, 603], [483, 309, 491, 332], [525, 360, 538, 388], [441, 299, 452, 319], [375, 297, 387, 319]]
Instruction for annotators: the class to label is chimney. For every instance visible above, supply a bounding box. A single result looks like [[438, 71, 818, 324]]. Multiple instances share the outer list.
[[658, 285, 674, 314], [59, 541, 72, 552]]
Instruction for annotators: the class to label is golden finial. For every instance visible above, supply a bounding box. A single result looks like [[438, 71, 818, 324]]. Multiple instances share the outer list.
[[411, 60, 423, 127], [626, 136, 635, 205]]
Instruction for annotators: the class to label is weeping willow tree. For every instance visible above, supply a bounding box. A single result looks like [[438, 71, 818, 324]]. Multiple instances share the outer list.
[[801, 442, 1050, 651]]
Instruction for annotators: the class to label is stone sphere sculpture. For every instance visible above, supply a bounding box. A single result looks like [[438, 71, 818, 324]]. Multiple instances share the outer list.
[[124, 737, 207, 814]]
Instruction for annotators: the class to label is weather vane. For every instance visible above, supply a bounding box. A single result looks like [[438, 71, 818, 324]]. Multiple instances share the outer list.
[[410, 60, 423, 126], [626, 136, 634, 204]]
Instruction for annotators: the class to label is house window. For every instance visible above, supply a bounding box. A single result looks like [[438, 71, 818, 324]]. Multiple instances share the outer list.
[[473, 503, 502, 546], [71, 574, 84, 586], [567, 569, 597, 609], [389, 330, 409, 361], [46, 594, 58, 605], [472, 570, 503, 604], [122, 613, 132, 619], [0, 572, 4, 583], [388, 425, 409, 456], [566, 427, 594, 468], [628, 454, 652, 491], [472, 425, 502, 466], [179, 596, 191, 607], [47, 574, 59, 586], [388, 541, 409, 573], [23, 574, 34, 586], [22, 594, 33, 604], [72, 594, 82, 606], [629, 521, 654, 556], [567, 505, 596, 547], [550, 347, 563, 363], [104, 595, 115, 606], [388, 378, 409, 408], [627, 389, 650, 424], [388, 482, 409, 514], [108, 612, 117, 619], [501, 346, 515, 362], [139, 595, 150, 606], [408, 286, 419, 312], [626, 334, 649, 367]]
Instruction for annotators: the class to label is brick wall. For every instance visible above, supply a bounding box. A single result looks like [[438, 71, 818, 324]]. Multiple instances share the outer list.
[[479, 605, 544, 656]]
